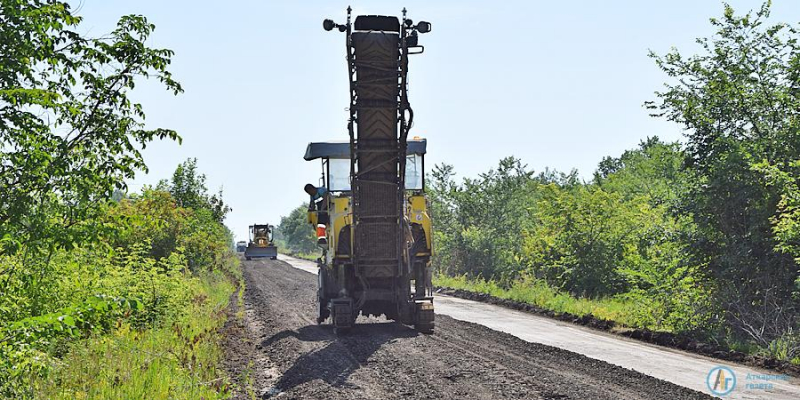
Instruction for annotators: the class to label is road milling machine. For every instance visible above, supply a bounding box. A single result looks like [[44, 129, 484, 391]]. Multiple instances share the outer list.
[[245, 224, 278, 260], [305, 8, 434, 334]]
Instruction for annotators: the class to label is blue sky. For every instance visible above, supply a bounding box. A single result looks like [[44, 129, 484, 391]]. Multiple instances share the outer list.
[[72, 1, 800, 241]]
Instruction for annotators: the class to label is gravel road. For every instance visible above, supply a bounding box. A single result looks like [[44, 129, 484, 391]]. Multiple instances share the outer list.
[[222, 258, 711, 399]]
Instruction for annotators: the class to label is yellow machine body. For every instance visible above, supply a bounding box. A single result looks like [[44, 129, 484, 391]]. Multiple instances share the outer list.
[[245, 224, 278, 260], [309, 194, 432, 263], [304, 138, 434, 333]]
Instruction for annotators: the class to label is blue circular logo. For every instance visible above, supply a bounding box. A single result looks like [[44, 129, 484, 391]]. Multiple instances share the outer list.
[[706, 366, 736, 396]]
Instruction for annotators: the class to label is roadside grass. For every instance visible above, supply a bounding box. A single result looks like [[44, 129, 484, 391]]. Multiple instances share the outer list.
[[278, 250, 317, 262], [269, 238, 318, 262], [242, 361, 257, 400], [765, 335, 800, 366], [436, 274, 800, 367], [434, 274, 643, 329], [34, 270, 236, 399], [236, 279, 246, 321]]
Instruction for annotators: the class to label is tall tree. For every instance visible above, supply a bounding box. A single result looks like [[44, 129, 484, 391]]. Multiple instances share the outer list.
[[278, 204, 317, 255], [163, 158, 231, 223], [0, 1, 182, 254], [594, 136, 686, 206], [648, 1, 799, 340]]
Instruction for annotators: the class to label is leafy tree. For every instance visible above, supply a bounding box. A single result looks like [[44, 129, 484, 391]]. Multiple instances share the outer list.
[[430, 148, 711, 328], [0, 1, 182, 254], [594, 136, 686, 206], [755, 160, 800, 299], [277, 204, 317, 254], [649, 1, 799, 341], [108, 187, 231, 272], [428, 157, 537, 279], [160, 158, 231, 223], [523, 185, 644, 297], [428, 163, 461, 275], [169, 158, 208, 211], [1, 185, 235, 397]]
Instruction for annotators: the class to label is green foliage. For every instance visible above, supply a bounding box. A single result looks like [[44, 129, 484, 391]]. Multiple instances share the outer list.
[[430, 137, 711, 333], [764, 331, 800, 363], [32, 271, 235, 399], [108, 188, 232, 272], [0, 160, 236, 397], [434, 274, 643, 328], [278, 203, 317, 255], [0, 294, 142, 395], [428, 157, 538, 280], [161, 158, 232, 224], [0, 1, 182, 255], [0, 3, 238, 398], [649, 1, 800, 342], [756, 160, 800, 264], [589, 138, 708, 332], [431, 2, 800, 355], [0, 187, 236, 398], [525, 185, 643, 297], [594, 137, 686, 206], [2, 295, 142, 347]]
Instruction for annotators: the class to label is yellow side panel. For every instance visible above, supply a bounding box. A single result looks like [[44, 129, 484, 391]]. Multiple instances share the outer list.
[[407, 195, 433, 255], [330, 196, 352, 258]]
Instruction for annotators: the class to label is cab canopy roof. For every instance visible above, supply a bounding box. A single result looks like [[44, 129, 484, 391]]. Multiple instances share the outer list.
[[303, 139, 427, 161]]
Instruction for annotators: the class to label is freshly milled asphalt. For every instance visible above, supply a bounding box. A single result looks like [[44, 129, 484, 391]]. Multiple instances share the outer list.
[[277, 254, 800, 399], [222, 256, 713, 399]]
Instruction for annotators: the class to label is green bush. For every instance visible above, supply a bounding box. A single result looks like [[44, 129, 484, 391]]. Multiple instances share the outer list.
[[0, 182, 236, 398], [429, 138, 713, 335], [31, 270, 236, 399], [277, 204, 317, 255], [434, 274, 642, 328]]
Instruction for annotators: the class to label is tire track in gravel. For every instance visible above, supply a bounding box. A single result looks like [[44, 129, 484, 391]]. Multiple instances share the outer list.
[[223, 259, 711, 399]]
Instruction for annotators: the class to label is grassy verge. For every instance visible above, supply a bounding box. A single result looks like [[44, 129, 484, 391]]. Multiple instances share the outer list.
[[435, 274, 800, 367], [278, 250, 317, 262], [33, 266, 239, 399], [434, 274, 645, 329]]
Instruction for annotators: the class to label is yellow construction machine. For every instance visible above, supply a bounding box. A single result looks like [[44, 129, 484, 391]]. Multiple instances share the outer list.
[[245, 224, 278, 261], [306, 8, 434, 334]]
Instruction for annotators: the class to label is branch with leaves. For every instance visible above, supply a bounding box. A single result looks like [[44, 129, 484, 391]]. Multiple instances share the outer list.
[[0, 1, 183, 254]]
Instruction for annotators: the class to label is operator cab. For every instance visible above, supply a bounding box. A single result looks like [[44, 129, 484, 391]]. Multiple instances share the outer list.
[[250, 225, 273, 245], [303, 137, 427, 192], [245, 224, 278, 260]]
